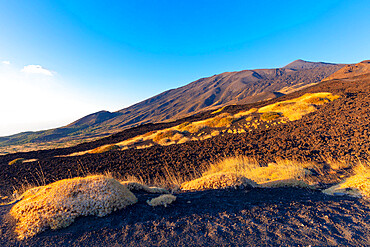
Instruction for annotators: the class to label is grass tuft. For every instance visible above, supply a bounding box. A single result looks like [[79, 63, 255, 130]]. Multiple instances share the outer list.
[[8, 158, 25, 165], [181, 172, 257, 191], [258, 92, 340, 121], [323, 163, 370, 198], [10, 175, 138, 239], [260, 112, 281, 121], [89, 144, 120, 154]]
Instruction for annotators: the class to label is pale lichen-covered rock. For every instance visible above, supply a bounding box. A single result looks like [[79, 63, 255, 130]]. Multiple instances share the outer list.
[[180, 172, 257, 191], [147, 194, 176, 207], [10, 175, 138, 240]]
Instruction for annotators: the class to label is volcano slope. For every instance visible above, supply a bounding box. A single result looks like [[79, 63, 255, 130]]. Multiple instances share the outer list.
[[0, 64, 370, 246], [0, 59, 343, 153]]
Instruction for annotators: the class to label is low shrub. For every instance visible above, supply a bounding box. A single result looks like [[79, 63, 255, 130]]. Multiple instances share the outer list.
[[181, 172, 257, 191], [260, 112, 281, 121], [258, 92, 340, 121], [323, 164, 370, 198], [204, 113, 235, 128], [10, 175, 138, 239], [203, 156, 313, 184], [89, 144, 120, 154], [153, 130, 179, 142]]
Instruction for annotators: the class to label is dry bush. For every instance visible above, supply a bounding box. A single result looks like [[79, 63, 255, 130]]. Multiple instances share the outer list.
[[322, 155, 352, 171], [204, 113, 236, 128], [179, 122, 207, 133], [181, 172, 257, 191], [89, 144, 120, 154], [10, 175, 138, 239], [203, 156, 313, 184], [8, 158, 25, 165], [179, 157, 315, 191], [177, 137, 191, 144], [147, 194, 176, 207], [211, 130, 220, 136], [234, 108, 257, 118], [258, 92, 340, 121], [323, 163, 370, 198], [153, 130, 179, 142], [260, 112, 281, 121], [301, 93, 340, 105]]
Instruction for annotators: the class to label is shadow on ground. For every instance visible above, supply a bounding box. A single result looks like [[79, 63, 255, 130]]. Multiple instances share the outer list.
[[1, 187, 369, 246]]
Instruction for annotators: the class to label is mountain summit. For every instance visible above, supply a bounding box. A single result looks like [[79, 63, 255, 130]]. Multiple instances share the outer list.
[[283, 59, 338, 70]]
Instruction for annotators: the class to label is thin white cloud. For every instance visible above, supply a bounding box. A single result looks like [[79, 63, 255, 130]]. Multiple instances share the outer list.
[[21, 64, 53, 76], [2, 61, 10, 65]]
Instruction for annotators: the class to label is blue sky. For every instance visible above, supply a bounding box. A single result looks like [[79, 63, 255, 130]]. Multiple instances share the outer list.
[[0, 0, 369, 136]]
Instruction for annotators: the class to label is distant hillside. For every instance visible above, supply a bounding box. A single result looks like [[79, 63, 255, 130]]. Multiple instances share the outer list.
[[323, 60, 370, 81], [0, 60, 344, 150]]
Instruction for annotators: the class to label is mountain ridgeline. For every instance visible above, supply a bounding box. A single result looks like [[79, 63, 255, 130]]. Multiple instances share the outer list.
[[0, 60, 344, 148]]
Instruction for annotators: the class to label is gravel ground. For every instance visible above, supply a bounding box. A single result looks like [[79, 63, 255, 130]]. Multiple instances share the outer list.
[[1, 188, 369, 246]]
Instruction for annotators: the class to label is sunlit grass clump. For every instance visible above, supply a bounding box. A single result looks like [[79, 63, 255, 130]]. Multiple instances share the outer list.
[[89, 144, 120, 154], [10, 175, 138, 240], [203, 113, 236, 128], [8, 158, 25, 165], [258, 92, 340, 121], [323, 163, 370, 198], [260, 112, 281, 121], [181, 172, 257, 191], [181, 156, 314, 190], [203, 156, 312, 184]]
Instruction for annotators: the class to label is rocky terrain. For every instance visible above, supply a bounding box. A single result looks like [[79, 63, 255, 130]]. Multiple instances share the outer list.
[[0, 60, 369, 246]]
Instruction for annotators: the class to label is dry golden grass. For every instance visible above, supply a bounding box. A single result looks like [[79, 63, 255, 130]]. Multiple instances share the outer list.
[[203, 113, 236, 128], [203, 156, 313, 184], [153, 130, 179, 142], [88, 144, 120, 154], [323, 163, 370, 198], [147, 194, 176, 207], [211, 106, 226, 114], [181, 172, 257, 191], [234, 108, 257, 118], [8, 158, 25, 165], [260, 112, 281, 121], [10, 175, 138, 239], [179, 157, 316, 191], [258, 92, 340, 121]]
